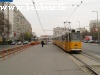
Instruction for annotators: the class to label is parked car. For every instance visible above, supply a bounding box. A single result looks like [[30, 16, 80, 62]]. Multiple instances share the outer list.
[[11, 41, 16, 45], [17, 41, 22, 45], [88, 40, 94, 43], [94, 40, 100, 43], [83, 40, 88, 43], [23, 41, 29, 44]]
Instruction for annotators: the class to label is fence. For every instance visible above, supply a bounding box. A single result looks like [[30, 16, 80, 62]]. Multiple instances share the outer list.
[[0, 42, 40, 60]]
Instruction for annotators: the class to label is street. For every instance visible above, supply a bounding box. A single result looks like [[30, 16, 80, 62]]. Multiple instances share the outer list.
[[82, 43, 100, 56]]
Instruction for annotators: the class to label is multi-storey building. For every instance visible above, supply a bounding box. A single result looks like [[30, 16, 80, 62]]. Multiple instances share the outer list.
[[89, 20, 100, 32], [77, 28, 87, 33], [0, 2, 4, 43], [53, 27, 63, 37], [53, 27, 87, 38], [53, 27, 68, 37], [4, 3, 32, 40]]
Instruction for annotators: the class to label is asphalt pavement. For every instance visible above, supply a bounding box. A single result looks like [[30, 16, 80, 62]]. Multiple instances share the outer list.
[[0, 43, 86, 75], [82, 43, 100, 55]]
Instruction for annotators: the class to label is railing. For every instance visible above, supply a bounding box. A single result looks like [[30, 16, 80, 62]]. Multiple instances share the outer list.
[[0, 44, 31, 60], [0, 42, 40, 60]]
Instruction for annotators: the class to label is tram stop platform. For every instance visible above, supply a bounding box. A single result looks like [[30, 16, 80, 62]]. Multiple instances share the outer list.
[[0, 42, 86, 75]]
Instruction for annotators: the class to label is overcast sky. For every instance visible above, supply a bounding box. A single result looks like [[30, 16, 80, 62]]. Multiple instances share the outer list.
[[12, 0, 100, 36]]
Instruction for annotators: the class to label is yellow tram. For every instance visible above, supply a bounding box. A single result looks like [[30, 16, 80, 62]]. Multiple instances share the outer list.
[[53, 29, 82, 53]]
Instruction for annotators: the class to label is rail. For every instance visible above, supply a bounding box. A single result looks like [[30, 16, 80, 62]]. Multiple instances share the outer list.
[[71, 54, 100, 75]]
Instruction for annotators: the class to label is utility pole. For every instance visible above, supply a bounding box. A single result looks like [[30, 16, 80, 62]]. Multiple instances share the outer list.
[[76, 21, 81, 31], [92, 11, 99, 44], [23, 24, 24, 43], [76, 21, 82, 40]]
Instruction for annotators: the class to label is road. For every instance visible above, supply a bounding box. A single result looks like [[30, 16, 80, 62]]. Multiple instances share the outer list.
[[82, 43, 100, 55]]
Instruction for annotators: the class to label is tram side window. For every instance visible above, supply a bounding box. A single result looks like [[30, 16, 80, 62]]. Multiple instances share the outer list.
[[62, 35, 65, 41], [59, 37, 61, 41], [59, 36, 61, 41], [62, 35, 63, 40], [57, 37, 58, 40], [66, 35, 68, 41], [64, 35, 66, 41], [69, 33, 71, 41], [56, 37, 58, 40]]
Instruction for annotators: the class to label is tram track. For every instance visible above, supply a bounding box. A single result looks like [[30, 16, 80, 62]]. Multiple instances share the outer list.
[[71, 54, 100, 75], [65, 52, 100, 75], [82, 51, 100, 63]]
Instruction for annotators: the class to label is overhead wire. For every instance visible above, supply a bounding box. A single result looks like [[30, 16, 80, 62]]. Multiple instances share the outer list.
[[64, 0, 84, 29], [65, 0, 84, 22], [31, 0, 46, 35], [15, 0, 90, 32]]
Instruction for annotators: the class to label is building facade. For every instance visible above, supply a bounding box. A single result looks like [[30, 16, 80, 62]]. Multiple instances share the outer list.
[[77, 27, 87, 33], [0, 2, 5, 43], [4, 3, 32, 41], [53, 27, 64, 37], [89, 20, 100, 32]]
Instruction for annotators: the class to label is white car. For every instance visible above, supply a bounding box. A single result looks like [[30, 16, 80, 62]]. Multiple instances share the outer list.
[[23, 41, 29, 44], [17, 41, 22, 45], [11, 41, 16, 45]]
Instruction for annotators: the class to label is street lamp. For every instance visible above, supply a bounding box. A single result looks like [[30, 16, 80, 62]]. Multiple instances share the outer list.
[[23, 24, 25, 42], [92, 11, 99, 44], [76, 21, 81, 31], [76, 21, 82, 40]]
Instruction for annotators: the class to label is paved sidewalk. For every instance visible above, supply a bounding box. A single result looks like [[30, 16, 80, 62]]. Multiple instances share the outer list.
[[0, 43, 86, 75]]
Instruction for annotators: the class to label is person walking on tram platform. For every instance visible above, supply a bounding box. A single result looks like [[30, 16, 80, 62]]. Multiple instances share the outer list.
[[41, 40, 44, 47]]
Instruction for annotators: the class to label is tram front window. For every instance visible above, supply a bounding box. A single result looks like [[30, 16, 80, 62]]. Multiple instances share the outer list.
[[71, 33, 81, 41]]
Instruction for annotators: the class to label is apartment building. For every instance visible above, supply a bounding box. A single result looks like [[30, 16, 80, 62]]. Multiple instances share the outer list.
[[89, 20, 100, 32], [53, 27, 67, 37], [0, 2, 4, 42], [77, 27, 87, 33], [4, 3, 32, 40]]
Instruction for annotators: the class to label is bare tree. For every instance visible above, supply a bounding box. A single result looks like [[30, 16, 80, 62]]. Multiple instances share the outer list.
[[0, 11, 12, 44]]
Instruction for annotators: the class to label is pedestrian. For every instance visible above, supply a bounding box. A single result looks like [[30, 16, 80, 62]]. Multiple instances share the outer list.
[[41, 40, 44, 47]]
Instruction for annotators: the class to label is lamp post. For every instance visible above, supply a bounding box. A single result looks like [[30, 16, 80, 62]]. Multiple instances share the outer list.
[[23, 25, 25, 43], [76, 21, 81, 31], [76, 21, 82, 40], [92, 11, 99, 44]]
